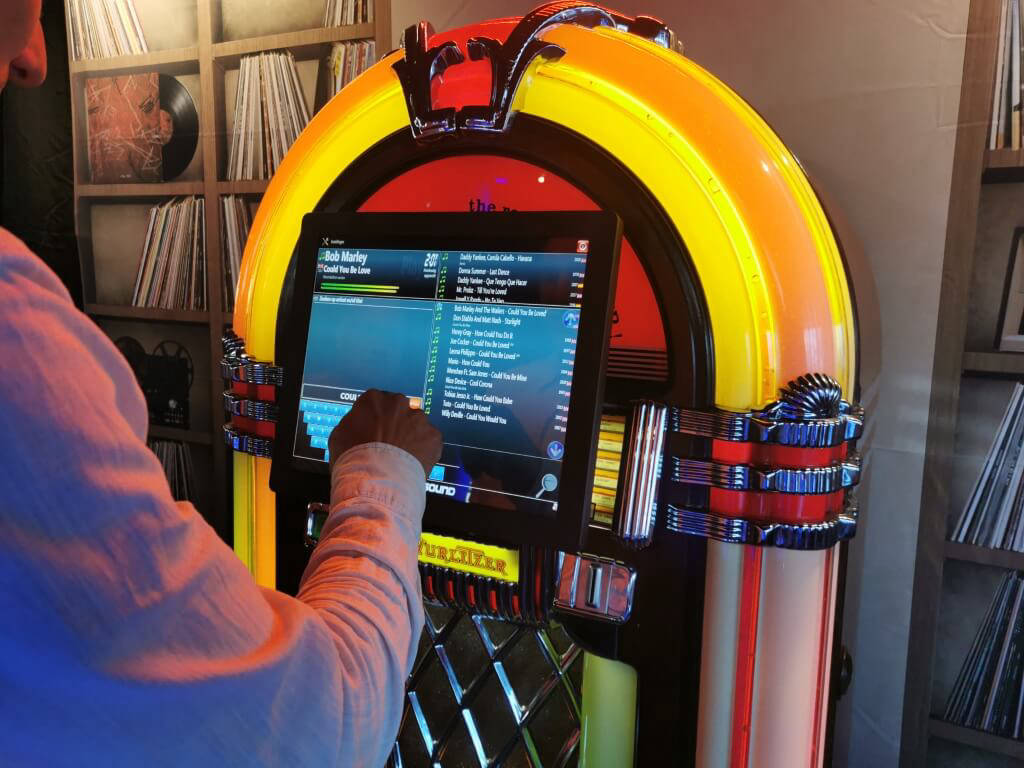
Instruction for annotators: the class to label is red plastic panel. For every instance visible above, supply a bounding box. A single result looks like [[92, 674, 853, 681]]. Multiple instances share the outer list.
[[359, 154, 666, 352]]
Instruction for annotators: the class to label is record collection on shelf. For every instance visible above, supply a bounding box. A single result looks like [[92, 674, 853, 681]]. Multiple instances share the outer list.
[[951, 383, 1024, 551], [67, 0, 148, 60], [131, 197, 207, 311], [221, 195, 253, 311], [991, 0, 1024, 150], [227, 52, 312, 181], [65, 0, 390, 541], [944, 569, 1024, 738], [323, 0, 374, 26], [148, 439, 197, 503], [326, 40, 377, 96]]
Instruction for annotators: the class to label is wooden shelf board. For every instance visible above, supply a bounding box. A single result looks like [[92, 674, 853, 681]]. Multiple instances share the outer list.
[[77, 182, 205, 199], [212, 24, 376, 66], [85, 304, 209, 324], [217, 180, 269, 195], [962, 350, 1024, 377], [149, 425, 213, 445], [945, 540, 1024, 570], [983, 149, 1024, 183], [929, 719, 1024, 758], [985, 148, 1024, 168], [70, 47, 200, 76]]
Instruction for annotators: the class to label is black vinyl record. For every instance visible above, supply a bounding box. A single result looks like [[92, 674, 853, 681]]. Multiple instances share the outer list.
[[159, 74, 199, 182]]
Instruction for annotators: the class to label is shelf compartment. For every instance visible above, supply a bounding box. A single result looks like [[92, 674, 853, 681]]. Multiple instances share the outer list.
[[70, 47, 200, 77], [86, 304, 209, 324], [211, 24, 376, 67], [929, 718, 1024, 758], [149, 425, 213, 445]]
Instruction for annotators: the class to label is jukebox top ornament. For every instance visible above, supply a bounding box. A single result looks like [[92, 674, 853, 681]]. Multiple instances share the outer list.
[[223, 3, 868, 766]]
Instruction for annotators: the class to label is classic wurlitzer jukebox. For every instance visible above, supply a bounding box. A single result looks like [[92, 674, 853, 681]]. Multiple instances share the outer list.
[[222, 3, 866, 766]]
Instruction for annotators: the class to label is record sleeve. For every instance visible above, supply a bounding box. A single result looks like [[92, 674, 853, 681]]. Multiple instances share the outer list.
[[86, 72, 198, 183]]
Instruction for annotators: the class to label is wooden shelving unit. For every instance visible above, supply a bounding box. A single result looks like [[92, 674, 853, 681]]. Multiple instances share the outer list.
[[149, 425, 214, 445], [903, 1, 1024, 764], [69, 46, 200, 75], [963, 350, 1024, 376], [945, 540, 1024, 570], [983, 148, 1024, 182], [211, 23, 376, 65], [216, 179, 269, 195], [84, 303, 210, 324], [77, 182, 205, 198], [64, 0, 391, 539]]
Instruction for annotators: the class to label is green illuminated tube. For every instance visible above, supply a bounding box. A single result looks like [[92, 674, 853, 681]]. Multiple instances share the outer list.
[[580, 653, 637, 768]]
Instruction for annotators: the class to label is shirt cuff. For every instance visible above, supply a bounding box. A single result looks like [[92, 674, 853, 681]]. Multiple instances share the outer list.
[[329, 442, 426, 526]]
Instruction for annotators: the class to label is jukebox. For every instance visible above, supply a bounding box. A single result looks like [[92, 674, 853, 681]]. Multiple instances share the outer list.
[[222, 3, 866, 766]]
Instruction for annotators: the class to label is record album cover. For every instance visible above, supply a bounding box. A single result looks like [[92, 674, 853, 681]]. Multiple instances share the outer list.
[[85, 73, 164, 183]]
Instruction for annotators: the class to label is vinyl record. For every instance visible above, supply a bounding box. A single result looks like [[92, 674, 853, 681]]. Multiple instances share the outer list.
[[159, 74, 199, 182]]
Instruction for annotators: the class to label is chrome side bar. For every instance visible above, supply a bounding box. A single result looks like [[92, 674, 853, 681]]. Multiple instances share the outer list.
[[670, 455, 861, 494], [615, 401, 669, 548], [665, 499, 858, 550]]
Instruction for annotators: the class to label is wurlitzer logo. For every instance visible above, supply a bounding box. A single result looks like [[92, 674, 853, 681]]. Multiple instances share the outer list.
[[418, 539, 509, 577]]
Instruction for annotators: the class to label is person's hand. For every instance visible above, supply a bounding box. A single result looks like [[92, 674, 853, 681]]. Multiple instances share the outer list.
[[328, 389, 442, 477]]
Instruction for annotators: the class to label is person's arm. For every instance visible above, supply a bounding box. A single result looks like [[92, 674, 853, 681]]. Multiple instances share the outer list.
[[0, 229, 434, 766], [298, 390, 441, 761]]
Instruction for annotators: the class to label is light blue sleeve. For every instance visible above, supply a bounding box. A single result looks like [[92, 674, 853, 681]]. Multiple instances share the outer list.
[[0, 228, 422, 767]]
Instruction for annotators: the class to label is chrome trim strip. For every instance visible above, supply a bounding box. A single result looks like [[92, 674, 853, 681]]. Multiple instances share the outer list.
[[671, 373, 864, 448], [220, 359, 284, 387], [223, 391, 280, 422], [223, 425, 273, 458], [222, 331, 246, 359], [615, 401, 668, 547], [664, 500, 858, 550], [671, 455, 861, 494], [671, 407, 864, 447]]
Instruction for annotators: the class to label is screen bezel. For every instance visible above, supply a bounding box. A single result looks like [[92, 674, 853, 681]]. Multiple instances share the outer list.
[[271, 211, 621, 551]]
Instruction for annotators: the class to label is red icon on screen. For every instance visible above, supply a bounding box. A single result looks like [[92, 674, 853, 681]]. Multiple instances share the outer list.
[[576, 240, 589, 253]]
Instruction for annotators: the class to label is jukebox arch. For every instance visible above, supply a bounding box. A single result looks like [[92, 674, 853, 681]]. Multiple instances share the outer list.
[[225, 5, 863, 767]]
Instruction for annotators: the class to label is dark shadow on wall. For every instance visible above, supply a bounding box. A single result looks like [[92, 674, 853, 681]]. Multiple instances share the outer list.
[[0, 0, 81, 308]]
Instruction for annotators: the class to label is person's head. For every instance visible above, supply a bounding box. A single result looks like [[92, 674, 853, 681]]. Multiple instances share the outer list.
[[0, 0, 46, 92]]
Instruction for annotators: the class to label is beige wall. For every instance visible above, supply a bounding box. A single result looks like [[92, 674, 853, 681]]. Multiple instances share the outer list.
[[388, 2, 969, 764]]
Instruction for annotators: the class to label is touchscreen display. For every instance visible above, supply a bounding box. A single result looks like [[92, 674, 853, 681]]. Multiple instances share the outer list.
[[293, 236, 594, 517]]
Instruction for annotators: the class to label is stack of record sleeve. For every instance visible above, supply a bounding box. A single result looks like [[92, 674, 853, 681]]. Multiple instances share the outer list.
[[226, 52, 311, 181], [326, 40, 376, 97], [951, 383, 1024, 551], [323, 0, 374, 26], [131, 197, 206, 311], [221, 195, 252, 311], [944, 570, 1024, 737], [148, 439, 196, 503], [67, 0, 148, 60]]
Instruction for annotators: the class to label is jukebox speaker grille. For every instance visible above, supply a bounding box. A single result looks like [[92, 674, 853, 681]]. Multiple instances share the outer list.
[[390, 606, 583, 768]]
